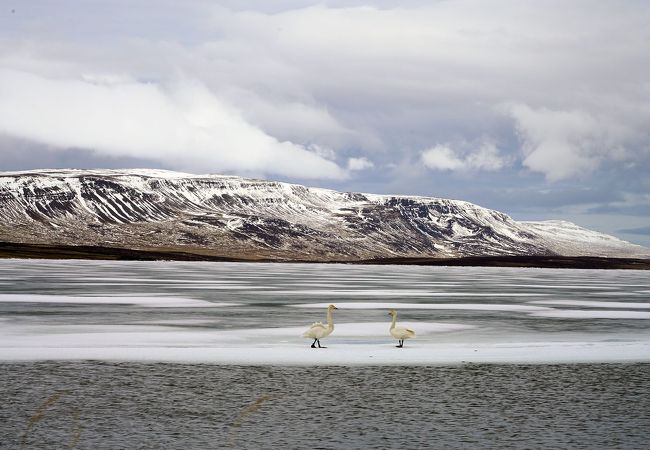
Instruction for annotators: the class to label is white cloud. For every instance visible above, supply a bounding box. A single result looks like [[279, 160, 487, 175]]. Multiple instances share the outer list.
[[507, 104, 633, 181], [421, 145, 464, 171], [0, 69, 346, 179], [421, 142, 507, 172], [465, 142, 507, 171], [203, 2, 650, 179], [1, 1, 649, 186], [347, 156, 374, 171]]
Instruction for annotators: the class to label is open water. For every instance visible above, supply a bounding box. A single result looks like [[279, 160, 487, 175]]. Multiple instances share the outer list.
[[1, 362, 649, 449]]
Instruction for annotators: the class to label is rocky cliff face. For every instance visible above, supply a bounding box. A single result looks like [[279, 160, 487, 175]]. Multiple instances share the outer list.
[[1, 169, 648, 260]]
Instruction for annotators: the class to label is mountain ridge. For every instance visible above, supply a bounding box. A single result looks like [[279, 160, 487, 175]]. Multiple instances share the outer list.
[[1, 168, 648, 261]]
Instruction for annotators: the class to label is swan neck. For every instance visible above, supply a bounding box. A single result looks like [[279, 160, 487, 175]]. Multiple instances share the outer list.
[[326, 309, 334, 330], [390, 313, 397, 330]]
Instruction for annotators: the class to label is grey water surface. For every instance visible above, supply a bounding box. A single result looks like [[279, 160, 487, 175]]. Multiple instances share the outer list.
[[1, 362, 649, 449]]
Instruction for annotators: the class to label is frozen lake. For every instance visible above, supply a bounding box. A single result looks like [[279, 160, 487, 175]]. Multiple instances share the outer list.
[[3, 260, 650, 448], [1, 259, 650, 365]]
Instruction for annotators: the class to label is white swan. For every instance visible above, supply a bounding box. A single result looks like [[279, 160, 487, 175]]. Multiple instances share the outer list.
[[302, 304, 338, 348], [389, 309, 415, 348]]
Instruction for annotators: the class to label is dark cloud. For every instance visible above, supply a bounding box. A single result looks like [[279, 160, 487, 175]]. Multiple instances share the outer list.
[[0, 137, 165, 172], [588, 204, 650, 217], [619, 226, 650, 236]]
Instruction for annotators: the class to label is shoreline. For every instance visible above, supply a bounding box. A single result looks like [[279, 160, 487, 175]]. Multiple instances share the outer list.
[[1, 241, 649, 269], [2, 340, 650, 366]]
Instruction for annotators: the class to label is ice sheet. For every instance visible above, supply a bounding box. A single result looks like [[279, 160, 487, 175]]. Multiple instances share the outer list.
[[2, 319, 649, 365], [0, 294, 239, 308], [530, 310, 650, 319], [268, 321, 474, 337], [1, 340, 649, 365], [257, 290, 548, 297], [2, 260, 650, 366], [530, 300, 650, 309], [290, 302, 552, 312]]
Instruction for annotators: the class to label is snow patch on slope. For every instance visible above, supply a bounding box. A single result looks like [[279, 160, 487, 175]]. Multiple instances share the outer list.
[[0, 169, 648, 259], [523, 220, 650, 258]]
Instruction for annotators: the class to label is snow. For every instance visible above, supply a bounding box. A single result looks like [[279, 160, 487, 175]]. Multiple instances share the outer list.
[[259, 290, 548, 297], [523, 220, 650, 258], [2, 168, 648, 258], [268, 321, 474, 337], [0, 294, 238, 308], [290, 302, 552, 312], [530, 300, 650, 309], [530, 310, 650, 319], [1, 322, 648, 365]]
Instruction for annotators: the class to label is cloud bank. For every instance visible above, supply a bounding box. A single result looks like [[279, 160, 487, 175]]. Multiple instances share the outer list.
[[0, 0, 649, 247], [0, 1, 648, 181], [0, 69, 346, 178]]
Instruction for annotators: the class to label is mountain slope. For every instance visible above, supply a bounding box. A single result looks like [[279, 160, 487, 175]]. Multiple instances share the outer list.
[[522, 220, 649, 258], [0, 169, 648, 260]]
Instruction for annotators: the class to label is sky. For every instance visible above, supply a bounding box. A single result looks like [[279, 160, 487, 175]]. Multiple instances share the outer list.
[[0, 0, 649, 247]]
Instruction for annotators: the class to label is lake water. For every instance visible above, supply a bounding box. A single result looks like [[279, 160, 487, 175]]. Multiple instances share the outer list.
[[2, 362, 650, 449], [1, 260, 650, 448]]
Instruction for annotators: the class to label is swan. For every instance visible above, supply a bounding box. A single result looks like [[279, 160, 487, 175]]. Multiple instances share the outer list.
[[389, 309, 415, 348], [302, 304, 338, 348]]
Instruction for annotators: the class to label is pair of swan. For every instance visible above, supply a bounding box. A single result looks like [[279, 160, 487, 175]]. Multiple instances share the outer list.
[[302, 304, 416, 348]]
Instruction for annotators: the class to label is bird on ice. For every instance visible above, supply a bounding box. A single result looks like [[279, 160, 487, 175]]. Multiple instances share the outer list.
[[302, 304, 338, 348], [388, 309, 416, 348]]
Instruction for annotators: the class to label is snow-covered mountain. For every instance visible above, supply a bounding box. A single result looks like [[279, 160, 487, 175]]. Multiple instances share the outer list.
[[0, 169, 648, 260]]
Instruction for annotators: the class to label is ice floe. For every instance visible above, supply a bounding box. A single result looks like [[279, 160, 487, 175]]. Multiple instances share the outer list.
[[530, 310, 650, 319], [262, 321, 474, 337], [0, 294, 238, 308], [260, 290, 548, 297], [530, 300, 650, 309], [289, 302, 552, 312], [2, 318, 649, 364]]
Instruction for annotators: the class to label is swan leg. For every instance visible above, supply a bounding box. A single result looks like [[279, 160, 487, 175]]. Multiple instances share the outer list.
[[317, 339, 327, 348], [311, 339, 317, 348], [396, 339, 403, 348]]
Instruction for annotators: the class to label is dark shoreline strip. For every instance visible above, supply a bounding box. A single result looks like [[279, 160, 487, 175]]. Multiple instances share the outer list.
[[1, 242, 649, 269]]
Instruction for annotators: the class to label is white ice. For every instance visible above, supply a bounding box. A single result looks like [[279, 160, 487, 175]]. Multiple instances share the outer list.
[[530, 310, 650, 319], [2, 320, 649, 365], [259, 290, 548, 296], [0, 294, 239, 308], [267, 321, 474, 337], [530, 300, 650, 309], [290, 302, 552, 312]]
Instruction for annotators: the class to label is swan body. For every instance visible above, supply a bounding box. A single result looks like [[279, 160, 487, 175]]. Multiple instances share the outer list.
[[389, 309, 415, 348], [303, 304, 337, 348]]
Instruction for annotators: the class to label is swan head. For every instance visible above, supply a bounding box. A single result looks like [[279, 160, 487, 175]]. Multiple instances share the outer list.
[[328, 304, 338, 311], [388, 309, 396, 316]]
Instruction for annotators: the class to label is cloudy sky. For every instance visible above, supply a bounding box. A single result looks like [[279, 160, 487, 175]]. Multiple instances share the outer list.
[[1, 0, 649, 246]]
